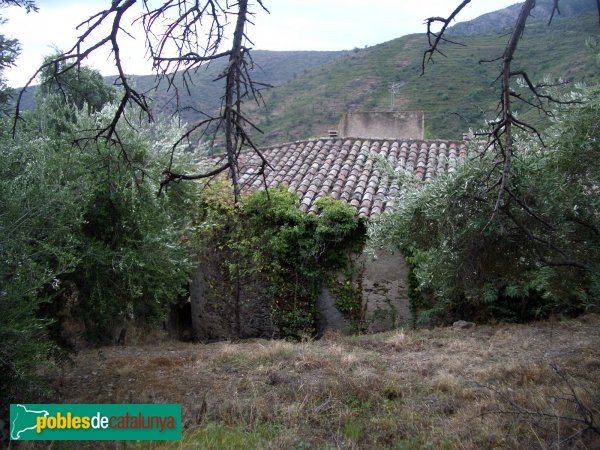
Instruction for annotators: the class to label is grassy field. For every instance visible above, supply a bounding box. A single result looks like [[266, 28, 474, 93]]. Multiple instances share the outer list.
[[27, 314, 600, 449]]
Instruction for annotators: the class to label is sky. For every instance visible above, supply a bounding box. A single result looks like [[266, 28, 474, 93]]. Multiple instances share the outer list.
[[1, 0, 520, 87]]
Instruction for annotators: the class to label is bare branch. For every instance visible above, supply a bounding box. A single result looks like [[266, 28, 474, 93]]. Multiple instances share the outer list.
[[12, 0, 143, 139], [548, 0, 561, 25], [504, 187, 554, 231], [160, 162, 231, 192], [550, 363, 600, 435], [15, 0, 272, 200], [510, 70, 580, 107], [485, 0, 537, 217], [475, 366, 600, 438], [422, 0, 471, 74]]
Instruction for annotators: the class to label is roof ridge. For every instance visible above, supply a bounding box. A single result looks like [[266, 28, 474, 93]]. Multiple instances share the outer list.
[[209, 137, 467, 159], [259, 137, 466, 149]]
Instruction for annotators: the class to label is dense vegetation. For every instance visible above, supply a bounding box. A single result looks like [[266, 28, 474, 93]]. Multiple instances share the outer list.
[[369, 86, 600, 325], [0, 64, 202, 408], [2, 3, 600, 446], [18, 50, 348, 126], [197, 185, 366, 339]]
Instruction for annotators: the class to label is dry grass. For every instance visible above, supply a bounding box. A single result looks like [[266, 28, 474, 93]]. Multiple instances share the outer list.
[[34, 314, 600, 449]]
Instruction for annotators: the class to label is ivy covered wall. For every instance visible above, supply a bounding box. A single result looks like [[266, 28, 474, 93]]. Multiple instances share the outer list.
[[190, 184, 368, 340]]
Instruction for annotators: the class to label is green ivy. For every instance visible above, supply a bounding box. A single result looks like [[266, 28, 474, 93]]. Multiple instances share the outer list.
[[327, 275, 362, 317], [198, 185, 366, 339]]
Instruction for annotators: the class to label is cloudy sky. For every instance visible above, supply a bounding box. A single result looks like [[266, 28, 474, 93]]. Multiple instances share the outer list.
[[2, 0, 520, 87]]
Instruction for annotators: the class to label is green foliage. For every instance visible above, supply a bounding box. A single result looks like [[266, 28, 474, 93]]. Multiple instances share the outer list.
[[328, 275, 362, 317], [0, 70, 200, 405], [0, 117, 83, 405], [370, 87, 600, 325], [0, 12, 20, 112], [199, 186, 366, 339], [402, 247, 433, 328], [37, 54, 117, 114], [51, 101, 197, 340]]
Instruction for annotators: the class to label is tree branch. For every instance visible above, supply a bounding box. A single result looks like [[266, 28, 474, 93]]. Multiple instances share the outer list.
[[14, 0, 272, 200], [160, 162, 231, 192], [422, 0, 471, 75]]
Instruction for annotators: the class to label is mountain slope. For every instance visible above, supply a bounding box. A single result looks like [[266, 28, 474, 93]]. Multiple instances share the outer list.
[[17, 50, 348, 121], [247, 11, 600, 144], [448, 0, 598, 36], [17, 6, 600, 145], [144, 50, 349, 125]]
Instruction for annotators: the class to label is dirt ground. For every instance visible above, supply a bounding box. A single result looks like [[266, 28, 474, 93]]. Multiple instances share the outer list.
[[32, 314, 600, 448]]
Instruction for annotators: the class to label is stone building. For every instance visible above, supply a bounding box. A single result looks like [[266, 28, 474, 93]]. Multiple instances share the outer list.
[[187, 136, 468, 341]]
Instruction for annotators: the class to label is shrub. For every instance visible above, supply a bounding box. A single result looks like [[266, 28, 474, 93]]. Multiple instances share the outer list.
[[0, 91, 201, 405], [369, 87, 600, 325]]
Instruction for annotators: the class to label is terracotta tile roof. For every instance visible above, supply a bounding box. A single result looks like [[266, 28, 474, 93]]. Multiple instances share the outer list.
[[204, 138, 467, 219]]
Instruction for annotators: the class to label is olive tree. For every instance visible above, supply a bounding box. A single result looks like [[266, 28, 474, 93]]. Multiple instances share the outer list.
[[13, 0, 270, 201], [423, 0, 600, 218]]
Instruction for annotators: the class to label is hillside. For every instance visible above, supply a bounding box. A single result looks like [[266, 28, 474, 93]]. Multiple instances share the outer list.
[[17, 50, 348, 122], [132, 50, 349, 126], [247, 11, 600, 144], [16, 6, 600, 145], [39, 315, 600, 449], [448, 0, 598, 35]]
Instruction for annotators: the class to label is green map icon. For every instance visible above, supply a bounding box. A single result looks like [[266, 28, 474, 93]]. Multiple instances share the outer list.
[[10, 404, 49, 440]]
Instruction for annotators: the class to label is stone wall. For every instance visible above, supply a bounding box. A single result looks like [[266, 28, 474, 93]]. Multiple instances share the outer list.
[[337, 111, 424, 140], [358, 249, 411, 332], [190, 246, 276, 341], [189, 245, 411, 341]]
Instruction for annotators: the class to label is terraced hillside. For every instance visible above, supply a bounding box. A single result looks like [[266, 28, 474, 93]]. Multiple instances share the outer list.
[[448, 0, 598, 36]]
